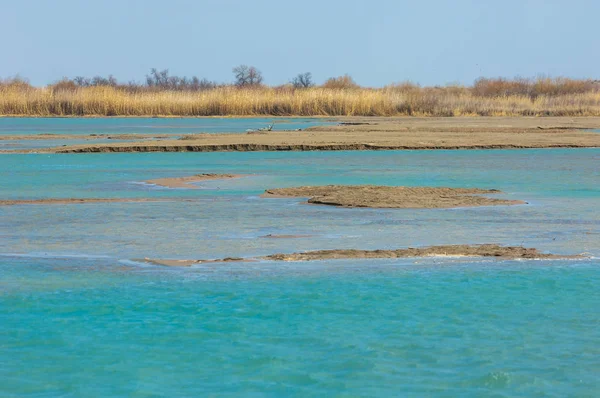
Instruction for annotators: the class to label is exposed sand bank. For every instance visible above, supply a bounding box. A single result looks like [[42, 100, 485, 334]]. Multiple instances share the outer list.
[[138, 244, 579, 267], [262, 185, 523, 209], [145, 173, 242, 189], [0, 198, 190, 206], [14, 117, 600, 153], [264, 245, 576, 261]]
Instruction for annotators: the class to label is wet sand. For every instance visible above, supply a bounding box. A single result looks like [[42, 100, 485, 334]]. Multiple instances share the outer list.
[[264, 245, 578, 261], [13, 117, 600, 153], [138, 244, 579, 267], [262, 185, 523, 209], [145, 173, 242, 189], [137, 257, 248, 267]]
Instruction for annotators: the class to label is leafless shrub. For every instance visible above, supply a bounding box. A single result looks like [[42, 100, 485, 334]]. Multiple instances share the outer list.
[[233, 65, 264, 87], [0, 75, 32, 90], [50, 78, 79, 93], [322, 74, 359, 89], [472, 77, 599, 98], [291, 72, 314, 88]]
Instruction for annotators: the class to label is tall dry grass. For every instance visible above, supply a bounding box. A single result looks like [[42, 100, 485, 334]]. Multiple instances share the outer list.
[[1, 78, 600, 117]]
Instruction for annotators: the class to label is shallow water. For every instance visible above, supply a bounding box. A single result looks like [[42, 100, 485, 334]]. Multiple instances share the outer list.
[[0, 117, 331, 136], [1, 145, 599, 396], [0, 117, 333, 151], [0, 138, 137, 151], [2, 257, 599, 397]]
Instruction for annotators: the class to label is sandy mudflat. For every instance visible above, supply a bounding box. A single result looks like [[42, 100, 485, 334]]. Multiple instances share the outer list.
[[14, 117, 600, 153], [262, 185, 523, 209], [0, 198, 191, 206], [138, 244, 578, 267], [145, 173, 242, 189], [264, 245, 576, 261]]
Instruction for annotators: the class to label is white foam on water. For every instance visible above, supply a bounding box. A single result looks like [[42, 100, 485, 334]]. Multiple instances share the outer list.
[[117, 259, 156, 268]]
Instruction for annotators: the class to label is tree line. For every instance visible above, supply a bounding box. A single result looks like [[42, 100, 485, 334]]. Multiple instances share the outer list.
[[4, 69, 596, 98], [36, 66, 357, 92]]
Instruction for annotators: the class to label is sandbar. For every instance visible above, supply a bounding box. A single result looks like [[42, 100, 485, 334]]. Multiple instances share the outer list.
[[14, 117, 600, 153], [137, 257, 247, 267], [138, 244, 579, 267], [262, 185, 523, 209], [145, 173, 242, 189], [264, 245, 577, 261]]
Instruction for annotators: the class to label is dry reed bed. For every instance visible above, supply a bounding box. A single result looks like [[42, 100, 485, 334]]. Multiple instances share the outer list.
[[2, 86, 600, 117]]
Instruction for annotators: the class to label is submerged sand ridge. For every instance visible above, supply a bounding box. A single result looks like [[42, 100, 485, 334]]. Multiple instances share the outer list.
[[0, 198, 190, 206], [145, 173, 242, 189], [262, 185, 524, 209], [0, 185, 519, 208], [137, 244, 580, 267], [0, 174, 241, 205]]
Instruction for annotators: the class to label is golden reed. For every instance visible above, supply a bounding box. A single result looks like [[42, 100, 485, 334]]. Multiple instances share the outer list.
[[1, 83, 600, 117]]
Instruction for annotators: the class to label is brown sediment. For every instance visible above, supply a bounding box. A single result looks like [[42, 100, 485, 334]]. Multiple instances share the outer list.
[[263, 245, 580, 261], [14, 117, 600, 154], [145, 173, 243, 189], [137, 244, 581, 267], [0, 198, 192, 206], [261, 185, 523, 209], [137, 257, 248, 267]]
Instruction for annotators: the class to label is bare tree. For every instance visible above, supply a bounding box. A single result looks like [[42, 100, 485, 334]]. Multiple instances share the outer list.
[[54, 69, 218, 92], [291, 72, 314, 88], [90, 75, 117, 87], [191, 77, 217, 91], [233, 65, 263, 87], [146, 68, 170, 88], [73, 76, 91, 86]]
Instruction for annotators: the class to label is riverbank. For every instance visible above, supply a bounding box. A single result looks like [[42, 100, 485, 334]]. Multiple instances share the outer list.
[[12, 117, 599, 153], [2, 83, 600, 117]]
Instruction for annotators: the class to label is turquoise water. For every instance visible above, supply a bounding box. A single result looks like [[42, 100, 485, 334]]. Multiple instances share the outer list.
[[2, 257, 599, 397], [0, 117, 334, 151], [1, 146, 599, 396], [0, 138, 137, 151], [0, 117, 331, 136]]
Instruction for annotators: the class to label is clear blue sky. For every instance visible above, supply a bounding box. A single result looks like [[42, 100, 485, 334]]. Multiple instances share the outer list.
[[2, 0, 598, 87]]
